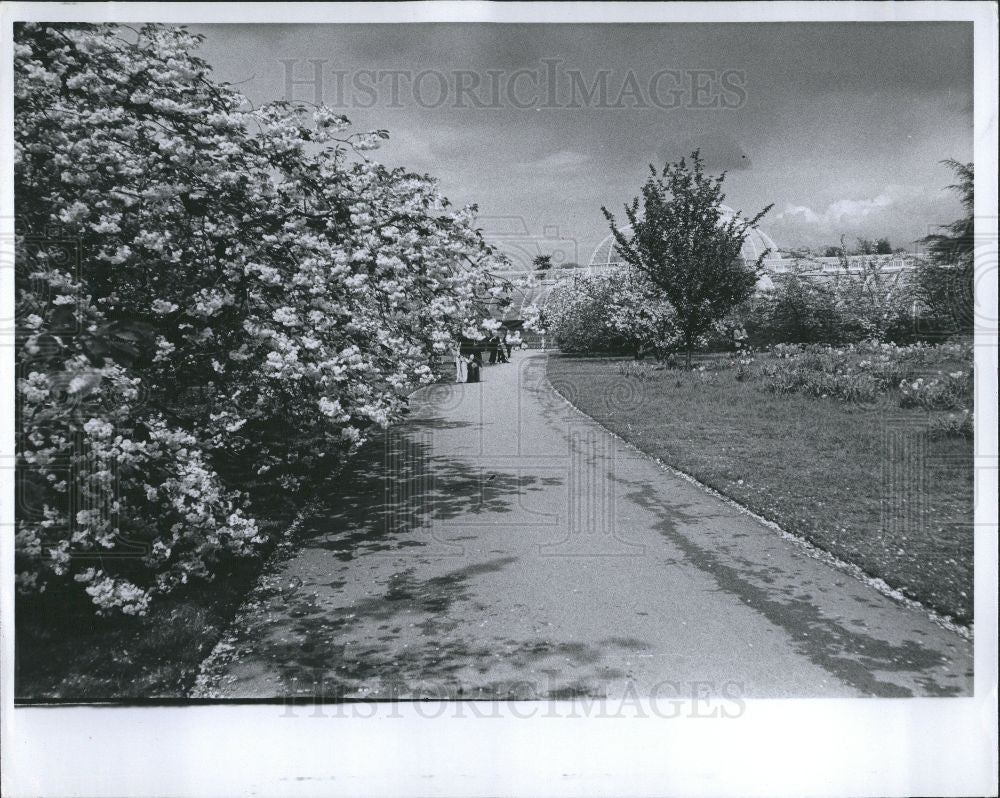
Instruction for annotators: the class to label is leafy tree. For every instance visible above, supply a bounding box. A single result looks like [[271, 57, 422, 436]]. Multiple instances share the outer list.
[[533, 254, 553, 272], [916, 159, 974, 332], [853, 238, 893, 255], [602, 151, 772, 366], [852, 238, 893, 255]]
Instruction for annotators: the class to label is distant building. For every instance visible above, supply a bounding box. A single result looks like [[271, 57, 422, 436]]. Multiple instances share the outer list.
[[491, 206, 924, 331]]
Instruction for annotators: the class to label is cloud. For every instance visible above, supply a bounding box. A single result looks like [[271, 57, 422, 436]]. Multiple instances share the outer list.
[[521, 150, 591, 172], [768, 184, 960, 246], [776, 193, 894, 226], [767, 184, 960, 249]]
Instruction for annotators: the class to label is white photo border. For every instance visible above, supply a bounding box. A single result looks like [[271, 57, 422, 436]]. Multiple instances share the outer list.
[[1, 3, 997, 797]]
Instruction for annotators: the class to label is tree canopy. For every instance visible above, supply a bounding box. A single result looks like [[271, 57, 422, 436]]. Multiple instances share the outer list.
[[14, 23, 507, 614], [916, 159, 975, 331], [602, 151, 772, 365]]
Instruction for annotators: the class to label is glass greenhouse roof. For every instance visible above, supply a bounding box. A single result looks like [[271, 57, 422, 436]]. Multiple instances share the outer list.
[[588, 205, 780, 269]]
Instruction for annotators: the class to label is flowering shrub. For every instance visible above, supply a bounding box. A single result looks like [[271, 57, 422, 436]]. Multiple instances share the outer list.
[[751, 275, 847, 345], [15, 23, 505, 613], [731, 255, 917, 347], [830, 253, 915, 341], [544, 269, 681, 357]]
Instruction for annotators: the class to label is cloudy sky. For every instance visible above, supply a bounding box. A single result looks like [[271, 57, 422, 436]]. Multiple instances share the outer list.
[[192, 22, 973, 266]]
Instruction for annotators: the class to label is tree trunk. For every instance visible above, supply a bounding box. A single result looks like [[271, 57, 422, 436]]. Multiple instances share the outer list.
[[684, 332, 693, 369]]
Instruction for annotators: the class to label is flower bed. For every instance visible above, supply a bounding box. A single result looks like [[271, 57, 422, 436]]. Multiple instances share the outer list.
[[732, 341, 973, 416]]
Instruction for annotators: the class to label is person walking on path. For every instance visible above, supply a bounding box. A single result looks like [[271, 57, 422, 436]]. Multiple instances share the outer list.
[[497, 329, 509, 364], [466, 348, 483, 383], [457, 335, 479, 383], [454, 341, 468, 383]]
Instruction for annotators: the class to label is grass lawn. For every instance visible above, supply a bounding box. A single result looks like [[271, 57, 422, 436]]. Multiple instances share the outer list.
[[546, 352, 974, 624]]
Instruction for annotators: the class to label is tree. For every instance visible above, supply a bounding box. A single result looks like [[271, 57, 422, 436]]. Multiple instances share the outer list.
[[533, 254, 553, 272], [14, 23, 505, 614], [916, 159, 974, 332], [854, 238, 893, 255], [602, 151, 772, 367]]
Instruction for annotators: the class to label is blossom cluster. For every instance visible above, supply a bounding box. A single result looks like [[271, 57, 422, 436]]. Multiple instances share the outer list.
[[538, 269, 681, 357], [15, 23, 505, 613]]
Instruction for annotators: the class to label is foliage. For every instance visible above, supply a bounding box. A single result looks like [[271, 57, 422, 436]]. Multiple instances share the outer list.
[[920, 160, 974, 264], [829, 239, 914, 341], [762, 274, 845, 344], [898, 372, 973, 411], [543, 270, 681, 357], [14, 23, 505, 614], [533, 254, 553, 272], [602, 151, 772, 366], [730, 341, 973, 410], [854, 237, 894, 255], [757, 362, 881, 403], [928, 411, 974, 440], [915, 160, 975, 332], [731, 268, 908, 349]]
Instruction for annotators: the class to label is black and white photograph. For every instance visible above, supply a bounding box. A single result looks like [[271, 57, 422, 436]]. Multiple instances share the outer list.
[[1, 2, 997, 796]]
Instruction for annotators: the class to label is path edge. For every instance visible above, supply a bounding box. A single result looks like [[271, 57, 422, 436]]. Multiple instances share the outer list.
[[188, 502, 317, 698], [541, 354, 973, 643]]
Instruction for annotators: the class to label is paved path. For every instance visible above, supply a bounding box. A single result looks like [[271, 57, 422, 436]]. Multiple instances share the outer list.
[[194, 351, 972, 700]]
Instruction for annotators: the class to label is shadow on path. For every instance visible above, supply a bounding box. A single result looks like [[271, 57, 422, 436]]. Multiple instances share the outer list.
[[615, 474, 966, 697], [225, 407, 649, 698], [297, 422, 563, 563]]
